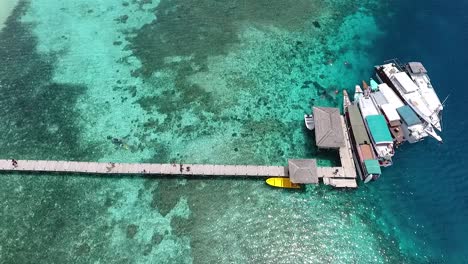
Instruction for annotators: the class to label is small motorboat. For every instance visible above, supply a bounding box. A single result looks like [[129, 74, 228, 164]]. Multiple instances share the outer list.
[[364, 174, 373, 183], [354, 85, 363, 101], [304, 114, 315, 130], [266, 177, 301, 189]]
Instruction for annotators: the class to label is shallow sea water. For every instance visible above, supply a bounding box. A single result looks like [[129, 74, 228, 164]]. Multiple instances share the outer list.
[[0, 0, 466, 263]]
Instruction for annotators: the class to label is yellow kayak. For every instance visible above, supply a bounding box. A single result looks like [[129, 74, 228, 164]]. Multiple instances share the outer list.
[[266, 177, 301, 189]]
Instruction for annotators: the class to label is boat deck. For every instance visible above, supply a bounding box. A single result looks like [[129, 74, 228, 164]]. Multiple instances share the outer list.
[[315, 115, 357, 188], [358, 96, 380, 118]]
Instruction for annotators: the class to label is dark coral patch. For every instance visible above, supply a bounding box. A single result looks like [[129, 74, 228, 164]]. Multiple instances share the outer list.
[[312, 20, 321, 28], [126, 224, 139, 239]]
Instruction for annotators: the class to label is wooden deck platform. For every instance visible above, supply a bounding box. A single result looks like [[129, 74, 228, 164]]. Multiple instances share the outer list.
[[338, 116, 357, 179], [323, 178, 358, 188], [319, 116, 357, 188], [0, 159, 289, 177]]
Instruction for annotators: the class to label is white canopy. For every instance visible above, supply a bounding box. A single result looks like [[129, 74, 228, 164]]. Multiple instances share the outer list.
[[379, 83, 405, 108], [392, 72, 418, 93], [380, 103, 401, 122]]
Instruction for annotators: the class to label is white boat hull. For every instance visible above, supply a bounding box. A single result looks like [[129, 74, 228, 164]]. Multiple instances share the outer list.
[[376, 62, 443, 132], [304, 114, 315, 130]]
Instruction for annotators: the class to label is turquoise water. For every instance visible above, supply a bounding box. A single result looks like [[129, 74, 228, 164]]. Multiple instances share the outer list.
[[0, 0, 465, 263]]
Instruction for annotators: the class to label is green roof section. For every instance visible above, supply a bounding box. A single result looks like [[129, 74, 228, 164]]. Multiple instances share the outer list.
[[364, 159, 381, 174], [348, 105, 371, 145], [365, 115, 393, 143]]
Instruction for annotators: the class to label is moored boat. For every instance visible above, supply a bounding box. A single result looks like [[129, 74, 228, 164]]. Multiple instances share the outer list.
[[375, 61, 443, 132], [396, 105, 442, 143], [368, 84, 405, 145], [266, 177, 301, 189], [357, 85, 394, 167], [379, 103, 405, 145], [378, 82, 443, 143], [354, 85, 363, 101], [343, 89, 382, 182], [364, 115, 394, 167], [362, 80, 370, 91], [304, 114, 315, 130], [405, 62, 443, 129]]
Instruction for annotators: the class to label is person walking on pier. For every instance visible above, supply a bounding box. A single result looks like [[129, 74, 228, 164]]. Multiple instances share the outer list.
[[106, 162, 115, 172], [11, 159, 18, 168]]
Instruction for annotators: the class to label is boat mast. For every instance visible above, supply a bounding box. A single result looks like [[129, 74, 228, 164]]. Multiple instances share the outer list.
[[438, 94, 449, 130], [442, 94, 450, 106]]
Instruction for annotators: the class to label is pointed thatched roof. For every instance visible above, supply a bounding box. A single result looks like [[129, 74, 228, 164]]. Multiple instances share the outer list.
[[288, 159, 318, 184], [313, 107, 345, 148]]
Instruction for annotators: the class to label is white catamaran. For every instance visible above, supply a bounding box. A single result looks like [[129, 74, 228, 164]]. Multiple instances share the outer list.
[[375, 61, 444, 132], [377, 83, 443, 143]]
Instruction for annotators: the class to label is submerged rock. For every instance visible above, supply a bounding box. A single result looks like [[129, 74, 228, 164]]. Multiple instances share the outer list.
[[313, 20, 321, 28]]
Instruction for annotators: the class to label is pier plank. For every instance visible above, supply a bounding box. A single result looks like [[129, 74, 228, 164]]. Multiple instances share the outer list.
[[212, 165, 227, 176], [339, 116, 357, 179], [323, 178, 357, 188], [244, 165, 260, 176], [186, 164, 202, 175], [146, 164, 162, 174], [54, 161, 65, 172]]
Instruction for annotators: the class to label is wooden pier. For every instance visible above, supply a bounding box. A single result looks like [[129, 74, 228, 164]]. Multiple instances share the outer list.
[[338, 115, 357, 179], [306, 107, 358, 188], [314, 117, 357, 188], [0, 159, 288, 177], [314, 117, 356, 180]]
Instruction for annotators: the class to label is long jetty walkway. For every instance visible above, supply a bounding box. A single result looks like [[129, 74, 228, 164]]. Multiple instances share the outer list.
[[0, 159, 288, 177]]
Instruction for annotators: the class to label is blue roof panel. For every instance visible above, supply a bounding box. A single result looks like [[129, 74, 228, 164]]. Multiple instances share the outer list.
[[396, 105, 421, 126]]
